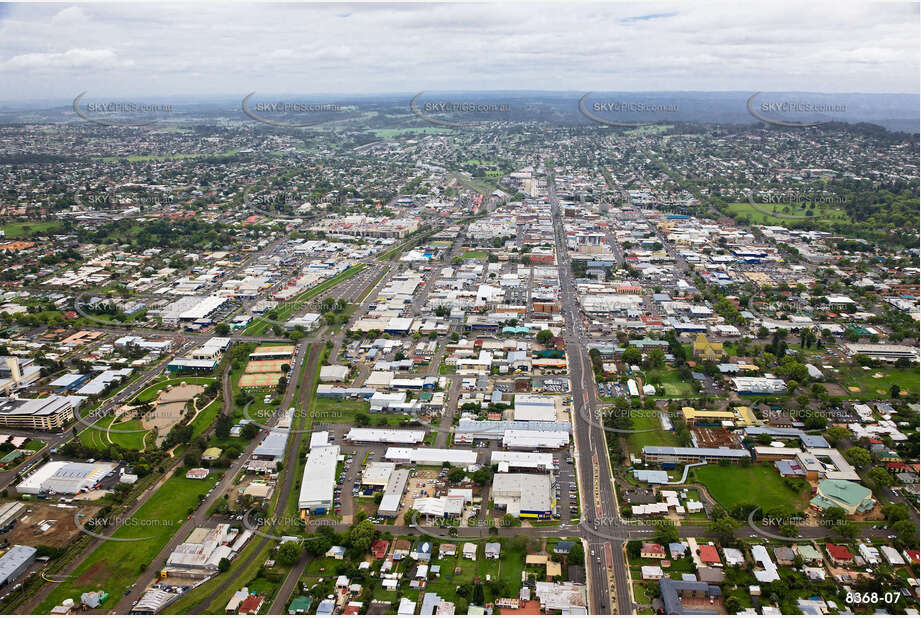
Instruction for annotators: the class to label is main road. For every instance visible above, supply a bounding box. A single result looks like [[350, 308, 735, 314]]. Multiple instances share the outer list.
[[547, 168, 630, 614]]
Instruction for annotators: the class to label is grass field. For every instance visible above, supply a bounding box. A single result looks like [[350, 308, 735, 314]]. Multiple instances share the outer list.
[[79, 415, 149, 451], [726, 201, 850, 226], [623, 410, 679, 456], [37, 474, 211, 612], [644, 368, 698, 398], [132, 376, 215, 404], [836, 365, 919, 400], [0, 221, 64, 239], [692, 464, 807, 511], [462, 251, 488, 259]]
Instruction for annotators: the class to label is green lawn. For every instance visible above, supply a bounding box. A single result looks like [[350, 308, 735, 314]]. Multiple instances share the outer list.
[[461, 251, 488, 260], [36, 474, 211, 612], [836, 365, 919, 400], [0, 221, 64, 239], [132, 376, 215, 404], [623, 410, 680, 457], [644, 368, 698, 398], [692, 464, 808, 511], [726, 202, 850, 226]]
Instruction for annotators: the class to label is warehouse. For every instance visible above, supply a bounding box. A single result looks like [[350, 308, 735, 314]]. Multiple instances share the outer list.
[[361, 461, 396, 487], [0, 395, 81, 431], [345, 428, 426, 444], [16, 460, 118, 495], [642, 446, 750, 465], [252, 431, 288, 466], [490, 451, 554, 472], [298, 445, 340, 518], [164, 524, 237, 578], [156, 295, 228, 325], [502, 429, 570, 450], [384, 447, 477, 467], [377, 468, 410, 518], [0, 545, 37, 587], [492, 473, 553, 519], [513, 394, 558, 422], [167, 358, 218, 374], [453, 419, 571, 443]]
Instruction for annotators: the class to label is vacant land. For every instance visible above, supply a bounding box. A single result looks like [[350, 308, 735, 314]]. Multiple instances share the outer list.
[[462, 251, 488, 259], [726, 202, 850, 226], [37, 474, 211, 612], [624, 410, 680, 456], [836, 365, 919, 400], [0, 221, 64, 238], [692, 464, 807, 511]]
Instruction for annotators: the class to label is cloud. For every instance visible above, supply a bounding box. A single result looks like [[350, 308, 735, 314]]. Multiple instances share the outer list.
[[0, 48, 133, 72]]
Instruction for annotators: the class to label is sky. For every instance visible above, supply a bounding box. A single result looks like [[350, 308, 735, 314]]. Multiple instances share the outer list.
[[0, 2, 918, 101]]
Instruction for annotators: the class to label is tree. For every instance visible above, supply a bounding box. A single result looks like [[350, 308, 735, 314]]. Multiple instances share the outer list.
[[218, 557, 231, 572], [277, 541, 302, 566], [501, 513, 521, 528], [447, 467, 466, 483], [892, 520, 917, 547], [472, 582, 485, 606], [844, 447, 871, 469], [868, 467, 893, 488], [622, 346, 641, 365], [707, 516, 740, 546], [889, 383, 902, 399], [778, 523, 799, 538], [536, 329, 554, 345], [644, 348, 666, 370], [215, 322, 230, 336], [653, 520, 679, 545], [825, 426, 849, 446], [241, 423, 260, 440], [215, 414, 232, 439], [183, 449, 201, 468]]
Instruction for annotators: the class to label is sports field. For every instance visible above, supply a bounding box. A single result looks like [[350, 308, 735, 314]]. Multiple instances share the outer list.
[[692, 464, 808, 511], [245, 359, 288, 373], [239, 372, 283, 388]]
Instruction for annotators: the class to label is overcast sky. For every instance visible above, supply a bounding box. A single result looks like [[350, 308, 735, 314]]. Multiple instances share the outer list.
[[0, 2, 918, 101]]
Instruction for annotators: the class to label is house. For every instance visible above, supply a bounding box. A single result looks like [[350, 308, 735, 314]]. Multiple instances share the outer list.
[[371, 539, 390, 560], [411, 541, 432, 562], [642, 565, 664, 580], [554, 541, 575, 555], [825, 544, 854, 565], [668, 542, 687, 560], [697, 566, 726, 584], [773, 546, 796, 566], [238, 594, 266, 615], [316, 599, 336, 615], [392, 539, 411, 560], [698, 544, 721, 565], [439, 543, 456, 558], [326, 545, 346, 560], [462, 542, 477, 560], [641, 542, 666, 559], [287, 597, 312, 615], [723, 547, 745, 567], [881, 546, 905, 566], [485, 542, 501, 559], [796, 545, 822, 565]]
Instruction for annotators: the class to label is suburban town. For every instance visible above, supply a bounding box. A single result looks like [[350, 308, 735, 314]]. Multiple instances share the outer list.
[[0, 4, 918, 617]]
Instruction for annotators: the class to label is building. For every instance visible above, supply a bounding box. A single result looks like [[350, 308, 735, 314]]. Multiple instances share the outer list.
[[513, 394, 558, 422], [299, 445, 340, 517], [641, 543, 666, 559], [16, 460, 117, 495], [346, 428, 426, 445], [164, 524, 236, 578], [810, 479, 875, 515], [642, 446, 750, 465], [0, 395, 80, 431], [378, 468, 409, 518], [843, 343, 919, 361], [0, 545, 36, 586], [692, 333, 723, 361], [492, 473, 553, 519], [384, 447, 477, 467], [731, 377, 786, 395]]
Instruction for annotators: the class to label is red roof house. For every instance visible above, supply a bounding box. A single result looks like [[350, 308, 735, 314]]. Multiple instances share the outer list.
[[698, 545, 721, 564], [826, 544, 854, 564]]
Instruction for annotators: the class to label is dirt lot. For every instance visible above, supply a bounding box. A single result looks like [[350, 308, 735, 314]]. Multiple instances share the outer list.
[[1, 501, 101, 547], [692, 427, 739, 448], [395, 469, 444, 522]]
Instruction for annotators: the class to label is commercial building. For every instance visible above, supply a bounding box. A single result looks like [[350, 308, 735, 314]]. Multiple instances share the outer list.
[[377, 468, 409, 518], [658, 577, 722, 614], [843, 343, 919, 361], [731, 377, 786, 395], [298, 445, 340, 517], [345, 428, 426, 445], [0, 395, 81, 430], [454, 419, 571, 443], [164, 524, 239, 578], [501, 430, 570, 450], [513, 394, 558, 422], [384, 448, 477, 467], [490, 451, 554, 472], [492, 473, 553, 519]]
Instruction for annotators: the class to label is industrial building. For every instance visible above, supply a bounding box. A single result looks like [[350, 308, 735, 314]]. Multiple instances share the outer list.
[[490, 451, 554, 472], [384, 447, 477, 467], [492, 473, 553, 519], [345, 428, 426, 444], [377, 468, 409, 518], [298, 444, 340, 517], [16, 460, 118, 495], [513, 394, 558, 422], [0, 545, 37, 587]]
